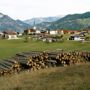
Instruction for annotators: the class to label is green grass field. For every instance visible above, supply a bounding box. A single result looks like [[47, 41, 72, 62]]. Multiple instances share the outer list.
[[0, 35, 90, 90], [0, 36, 90, 59]]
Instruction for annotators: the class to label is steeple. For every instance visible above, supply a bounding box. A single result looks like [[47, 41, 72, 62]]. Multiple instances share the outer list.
[[33, 18, 36, 30]]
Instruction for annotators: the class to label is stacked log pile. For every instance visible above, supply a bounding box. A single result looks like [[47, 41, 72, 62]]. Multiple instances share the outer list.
[[0, 59, 21, 76], [0, 50, 90, 76]]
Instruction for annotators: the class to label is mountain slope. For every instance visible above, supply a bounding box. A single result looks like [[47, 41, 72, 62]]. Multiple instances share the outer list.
[[0, 13, 30, 32], [0, 12, 90, 32], [50, 12, 90, 30], [24, 16, 61, 25], [36, 12, 90, 30], [16, 20, 30, 29]]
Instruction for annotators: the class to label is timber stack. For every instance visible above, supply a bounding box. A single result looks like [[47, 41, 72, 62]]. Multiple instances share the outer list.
[[0, 58, 21, 76], [0, 50, 90, 76]]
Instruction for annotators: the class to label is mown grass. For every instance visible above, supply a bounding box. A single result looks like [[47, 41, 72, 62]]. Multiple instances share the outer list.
[[0, 37, 90, 59], [0, 63, 90, 90]]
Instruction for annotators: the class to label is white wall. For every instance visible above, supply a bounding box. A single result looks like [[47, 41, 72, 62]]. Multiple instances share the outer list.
[[36, 30, 40, 34], [8, 35, 18, 39], [74, 37, 84, 41], [50, 31, 58, 35], [61, 30, 64, 34]]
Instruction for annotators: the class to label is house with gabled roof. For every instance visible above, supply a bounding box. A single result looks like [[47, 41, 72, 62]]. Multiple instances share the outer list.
[[3, 30, 18, 39], [69, 34, 85, 41], [24, 28, 36, 35]]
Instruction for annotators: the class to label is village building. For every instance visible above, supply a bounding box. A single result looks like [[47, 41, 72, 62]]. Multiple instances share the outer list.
[[36, 28, 49, 34], [69, 34, 85, 41], [0, 32, 3, 36], [60, 30, 64, 35], [62, 30, 80, 34], [48, 29, 65, 35], [83, 27, 90, 34], [47, 30, 60, 35], [24, 28, 36, 35], [0, 32, 4, 39], [36, 30, 41, 34], [34, 29, 64, 35], [3, 30, 18, 39]]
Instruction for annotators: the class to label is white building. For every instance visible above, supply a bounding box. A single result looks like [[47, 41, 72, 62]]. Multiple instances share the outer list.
[[0, 32, 3, 36], [36, 30, 41, 34], [61, 30, 64, 35], [74, 36, 84, 41], [3, 30, 18, 39], [49, 30, 58, 35], [69, 35, 85, 41]]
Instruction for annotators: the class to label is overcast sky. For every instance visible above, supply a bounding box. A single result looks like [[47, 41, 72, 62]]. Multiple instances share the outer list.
[[0, 0, 90, 20]]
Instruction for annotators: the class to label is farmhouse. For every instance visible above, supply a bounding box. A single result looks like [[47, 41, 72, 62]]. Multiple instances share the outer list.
[[24, 28, 36, 35], [60, 30, 64, 35], [62, 30, 80, 34], [69, 34, 85, 41], [0, 32, 4, 39], [0, 32, 3, 36], [36, 30, 41, 34], [48, 29, 64, 35], [47, 30, 57, 35], [3, 30, 18, 39]]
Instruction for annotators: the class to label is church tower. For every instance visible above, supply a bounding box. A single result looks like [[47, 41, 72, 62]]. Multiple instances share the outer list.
[[33, 19, 36, 30]]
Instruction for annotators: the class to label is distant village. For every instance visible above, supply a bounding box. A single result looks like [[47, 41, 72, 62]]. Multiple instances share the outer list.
[[0, 25, 90, 42]]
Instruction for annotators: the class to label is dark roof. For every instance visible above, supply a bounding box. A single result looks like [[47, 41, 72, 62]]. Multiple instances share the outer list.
[[70, 34, 85, 37], [3, 30, 17, 35]]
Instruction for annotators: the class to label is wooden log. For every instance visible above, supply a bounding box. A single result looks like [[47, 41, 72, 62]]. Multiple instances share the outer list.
[[1, 61, 15, 67], [16, 53, 27, 57], [45, 60, 57, 67], [0, 62, 12, 70], [0, 65, 8, 70], [2, 59, 16, 64]]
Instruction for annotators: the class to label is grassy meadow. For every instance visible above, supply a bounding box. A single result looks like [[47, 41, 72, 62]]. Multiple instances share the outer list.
[[0, 35, 90, 59], [0, 63, 90, 90], [0, 34, 90, 90]]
